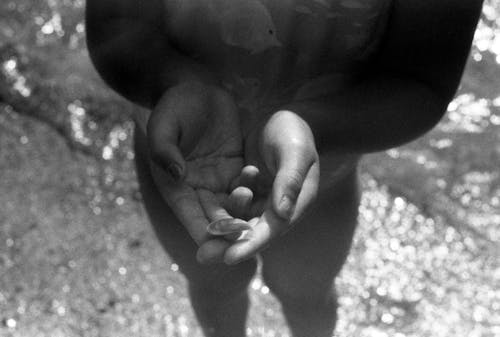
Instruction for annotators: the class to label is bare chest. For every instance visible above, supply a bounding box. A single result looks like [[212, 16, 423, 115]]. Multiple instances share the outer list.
[[165, 0, 391, 108]]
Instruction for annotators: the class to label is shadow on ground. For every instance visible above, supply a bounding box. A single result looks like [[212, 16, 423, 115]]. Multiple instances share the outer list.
[[0, 1, 499, 336]]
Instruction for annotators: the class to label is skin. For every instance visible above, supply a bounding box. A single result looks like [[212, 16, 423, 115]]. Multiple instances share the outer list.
[[86, 0, 483, 336], [146, 82, 246, 261]]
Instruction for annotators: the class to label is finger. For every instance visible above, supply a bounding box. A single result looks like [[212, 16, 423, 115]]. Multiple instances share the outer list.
[[198, 189, 232, 222], [223, 211, 284, 265], [247, 197, 268, 219], [291, 161, 320, 223], [225, 186, 253, 219], [198, 189, 250, 241], [240, 165, 260, 188], [215, 192, 227, 206], [147, 101, 185, 181], [272, 148, 314, 220], [197, 239, 231, 265], [150, 162, 209, 245], [230, 165, 260, 191], [207, 218, 251, 235], [223, 162, 319, 265]]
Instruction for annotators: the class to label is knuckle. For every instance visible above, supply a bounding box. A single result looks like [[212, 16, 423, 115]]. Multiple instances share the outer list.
[[287, 136, 307, 148], [279, 170, 303, 197], [169, 191, 192, 205], [290, 140, 315, 157], [273, 109, 296, 120], [233, 186, 253, 198]]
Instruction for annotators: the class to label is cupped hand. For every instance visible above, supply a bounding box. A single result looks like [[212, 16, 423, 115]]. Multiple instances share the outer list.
[[217, 110, 320, 265], [146, 81, 250, 264]]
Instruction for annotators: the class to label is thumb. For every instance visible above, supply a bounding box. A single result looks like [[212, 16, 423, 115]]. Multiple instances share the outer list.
[[147, 95, 185, 181], [271, 147, 314, 220]]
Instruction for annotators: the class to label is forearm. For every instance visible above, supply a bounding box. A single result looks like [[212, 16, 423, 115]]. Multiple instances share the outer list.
[[281, 75, 449, 154], [87, 19, 216, 108], [280, 0, 483, 155], [86, 15, 220, 136]]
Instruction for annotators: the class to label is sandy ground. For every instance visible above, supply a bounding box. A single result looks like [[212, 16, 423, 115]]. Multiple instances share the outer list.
[[0, 106, 286, 337], [1, 102, 498, 337], [1, 0, 499, 335]]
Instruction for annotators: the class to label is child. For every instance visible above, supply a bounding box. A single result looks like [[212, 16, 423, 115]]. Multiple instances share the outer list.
[[86, 0, 483, 336]]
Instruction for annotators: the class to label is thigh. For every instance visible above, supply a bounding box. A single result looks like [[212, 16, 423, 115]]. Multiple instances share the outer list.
[[261, 163, 360, 297], [133, 127, 257, 289]]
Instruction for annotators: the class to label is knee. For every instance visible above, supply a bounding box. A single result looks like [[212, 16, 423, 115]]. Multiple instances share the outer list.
[[262, 264, 336, 307], [188, 258, 258, 299]]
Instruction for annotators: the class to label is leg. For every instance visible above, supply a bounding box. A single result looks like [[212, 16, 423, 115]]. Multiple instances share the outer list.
[[261, 168, 360, 337], [134, 128, 257, 337]]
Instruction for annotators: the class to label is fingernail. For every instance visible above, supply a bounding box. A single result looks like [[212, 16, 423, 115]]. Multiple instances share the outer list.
[[167, 163, 182, 181], [225, 256, 242, 266], [238, 229, 251, 241], [207, 221, 221, 233], [208, 219, 251, 235], [279, 195, 294, 219], [233, 218, 251, 227]]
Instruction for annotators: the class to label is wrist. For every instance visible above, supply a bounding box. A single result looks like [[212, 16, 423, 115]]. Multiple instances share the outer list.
[[245, 110, 319, 167], [278, 100, 334, 154], [137, 81, 221, 143], [158, 58, 220, 98], [267, 110, 318, 153]]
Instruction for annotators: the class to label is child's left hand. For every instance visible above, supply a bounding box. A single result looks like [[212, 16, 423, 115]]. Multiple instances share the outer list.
[[204, 110, 320, 265]]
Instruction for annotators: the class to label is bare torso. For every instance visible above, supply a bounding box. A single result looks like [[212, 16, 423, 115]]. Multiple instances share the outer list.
[[86, 1, 482, 334], [163, 0, 391, 112]]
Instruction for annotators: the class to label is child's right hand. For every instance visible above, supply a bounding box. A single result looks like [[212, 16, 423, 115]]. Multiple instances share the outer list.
[[146, 81, 248, 263]]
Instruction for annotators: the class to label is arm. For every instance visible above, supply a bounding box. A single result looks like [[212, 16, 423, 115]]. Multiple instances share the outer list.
[[218, 0, 484, 265], [281, 0, 484, 154], [87, 0, 251, 265], [85, 0, 216, 109]]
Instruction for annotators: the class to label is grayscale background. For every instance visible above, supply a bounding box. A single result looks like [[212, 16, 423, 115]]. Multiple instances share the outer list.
[[0, 1, 499, 336]]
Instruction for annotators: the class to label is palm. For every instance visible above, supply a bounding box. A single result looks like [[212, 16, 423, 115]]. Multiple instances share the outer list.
[[148, 83, 244, 247], [183, 105, 243, 193]]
